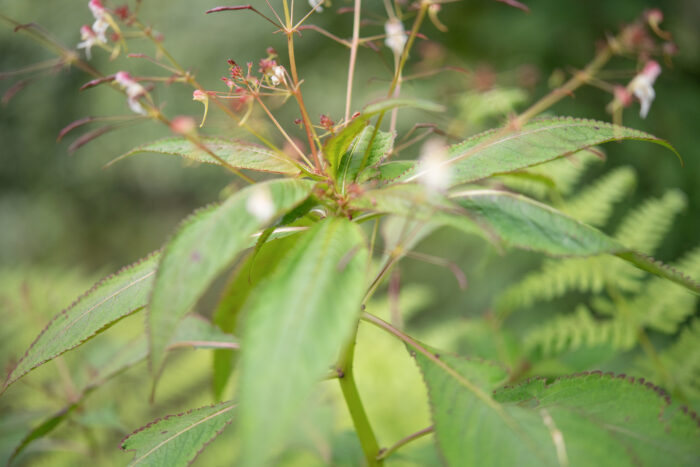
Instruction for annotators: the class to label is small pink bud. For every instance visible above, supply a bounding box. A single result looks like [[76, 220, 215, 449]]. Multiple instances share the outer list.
[[614, 86, 633, 107], [641, 60, 661, 81], [192, 89, 208, 102], [170, 116, 197, 135], [645, 8, 663, 24], [89, 0, 105, 18]]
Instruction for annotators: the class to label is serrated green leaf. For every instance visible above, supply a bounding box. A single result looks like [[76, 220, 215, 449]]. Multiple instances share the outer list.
[[121, 400, 236, 467], [337, 126, 394, 191], [403, 117, 678, 187], [238, 218, 368, 466], [494, 373, 700, 466], [413, 348, 700, 466], [1, 251, 160, 394], [325, 98, 443, 177], [451, 189, 700, 292], [451, 189, 622, 256], [8, 314, 235, 464], [358, 160, 416, 185], [108, 137, 300, 174], [211, 234, 303, 400], [149, 179, 313, 378], [351, 185, 700, 293]]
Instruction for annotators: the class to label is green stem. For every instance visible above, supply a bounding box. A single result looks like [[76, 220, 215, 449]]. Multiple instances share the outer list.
[[337, 326, 383, 466], [377, 425, 434, 461]]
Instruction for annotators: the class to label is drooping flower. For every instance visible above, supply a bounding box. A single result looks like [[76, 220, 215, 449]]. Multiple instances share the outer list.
[[77, 25, 100, 59], [628, 60, 661, 118], [417, 137, 451, 192], [309, 0, 324, 13], [385, 18, 407, 56], [114, 71, 147, 115], [246, 185, 276, 223]]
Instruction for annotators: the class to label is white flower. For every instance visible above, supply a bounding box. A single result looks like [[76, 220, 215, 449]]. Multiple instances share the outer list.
[[77, 25, 99, 59], [246, 185, 276, 223], [417, 137, 451, 192], [628, 60, 661, 119], [270, 66, 286, 86], [88, 0, 111, 42], [92, 18, 110, 42], [114, 71, 147, 115], [88, 0, 106, 17], [309, 0, 324, 13], [385, 18, 407, 56]]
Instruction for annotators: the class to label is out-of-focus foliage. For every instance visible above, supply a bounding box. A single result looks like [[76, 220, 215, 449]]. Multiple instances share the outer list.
[[1, 0, 699, 465]]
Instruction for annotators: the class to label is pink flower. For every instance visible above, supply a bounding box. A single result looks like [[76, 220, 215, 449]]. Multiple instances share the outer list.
[[114, 71, 147, 115], [628, 61, 661, 118], [88, 0, 111, 43], [77, 25, 100, 59], [88, 0, 106, 17]]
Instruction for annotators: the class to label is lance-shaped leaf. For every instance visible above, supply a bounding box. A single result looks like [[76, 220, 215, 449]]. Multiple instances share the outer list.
[[149, 179, 313, 377], [1, 252, 160, 394], [413, 346, 700, 466], [350, 185, 700, 293], [108, 137, 300, 174], [450, 189, 700, 292], [325, 98, 443, 176], [238, 218, 368, 466], [336, 126, 394, 191], [8, 314, 237, 464], [451, 189, 622, 256], [121, 400, 236, 467], [212, 234, 303, 400], [403, 117, 679, 187]]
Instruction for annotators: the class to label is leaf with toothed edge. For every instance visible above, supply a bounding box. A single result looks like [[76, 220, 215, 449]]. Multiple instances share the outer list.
[[107, 137, 301, 174], [337, 125, 395, 191], [350, 184, 700, 294], [325, 98, 444, 177], [238, 218, 369, 466], [412, 346, 700, 466], [1, 251, 160, 395], [7, 314, 236, 463], [402, 117, 680, 187], [121, 400, 236, 467], [148, 179, 313, 384]]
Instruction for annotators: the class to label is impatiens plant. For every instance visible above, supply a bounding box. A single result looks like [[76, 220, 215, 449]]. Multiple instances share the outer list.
[[2, 1, 699, 465]]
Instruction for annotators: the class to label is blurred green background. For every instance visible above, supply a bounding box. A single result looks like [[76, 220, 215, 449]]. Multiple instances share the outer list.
[[1, 0, 698, 465]]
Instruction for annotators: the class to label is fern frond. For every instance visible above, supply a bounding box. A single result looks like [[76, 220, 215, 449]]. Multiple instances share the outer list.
[[614, 189, 687, 254], [558, 166, 636, 227], [656, 320, 700, 400], [499, 150, 603, 199], [529, 149, 602, 195], [525, 305, 636, 358], [497, 256, 642, 312], [632, 246, 700, 333]]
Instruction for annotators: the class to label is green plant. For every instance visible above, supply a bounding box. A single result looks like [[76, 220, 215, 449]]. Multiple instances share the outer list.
[[2, 1, 699, 466]]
